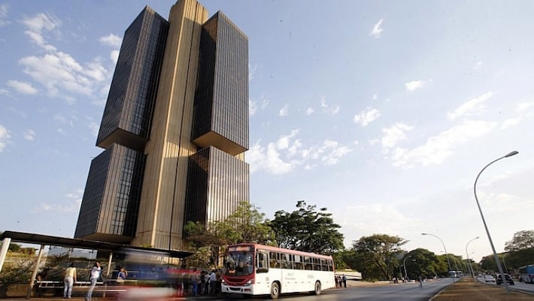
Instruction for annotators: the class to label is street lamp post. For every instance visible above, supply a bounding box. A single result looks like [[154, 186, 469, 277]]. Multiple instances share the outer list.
[[421, 232, 453, 273], [474, 151, 518, 293], [465, 236, 479, 278]]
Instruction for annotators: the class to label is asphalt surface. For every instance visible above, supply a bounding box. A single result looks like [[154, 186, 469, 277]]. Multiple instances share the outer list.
[[513, 282, 534, 294], [208, 278, 456, 301]]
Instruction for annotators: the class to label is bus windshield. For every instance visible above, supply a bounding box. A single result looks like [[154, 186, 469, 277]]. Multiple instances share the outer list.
[[225, 251, 254, 276]]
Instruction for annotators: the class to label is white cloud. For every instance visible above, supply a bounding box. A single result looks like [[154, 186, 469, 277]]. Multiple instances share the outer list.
[[500, 117, 521, 130], [110, 50, 119, 63], [249, 97, 270, 116], [249, 99, 258, 116], [276, 129, 299, 150], [88, 121, 99, 137], [22, 13, 60, 51], [353, 107, 381, 126], [372, 93, 378, 100], [405, 80, 427, 92], [305, 107, 314, 115], [319, 97, 340, 115], [260, 97, 270, 110], [18, 13, 111, 103], [369, 18, 384, 38], [392, 120, 497, 168], [0, 124, 10, 151], [0, 4, 10, 26], [247, 141, 294, 175], [99, 33, 122, 47], [249, 63, 258, 82], [6, 80, 38, 95], [279, 104, 288, 117], [381, 123, 413, 150], [319, 140, 352, 165], [448, 91, 493, 120], [247, 130, 352, 174], [0, 88, 8, 95], [516, 102, 534, 113], [20, 52, 108, 99], [23, 129, 36, 141]]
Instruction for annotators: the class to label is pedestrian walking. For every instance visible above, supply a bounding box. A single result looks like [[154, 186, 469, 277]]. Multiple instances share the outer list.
[[191, 268, 199, 296], [418, 275, 423, 288], [209, 270, 216, 295], [64, 263, 77, 299], [204, 271, 210, 295], [86, 261, 101, 300], [117, 267, 127, 283], [342, 274, 347, 288]]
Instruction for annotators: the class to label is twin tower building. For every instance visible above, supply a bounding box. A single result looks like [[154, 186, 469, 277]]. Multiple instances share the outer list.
[[74, 0, 249, 250]]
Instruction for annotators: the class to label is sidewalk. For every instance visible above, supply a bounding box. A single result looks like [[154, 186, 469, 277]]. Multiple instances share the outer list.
[[431, 277, 534, 301]]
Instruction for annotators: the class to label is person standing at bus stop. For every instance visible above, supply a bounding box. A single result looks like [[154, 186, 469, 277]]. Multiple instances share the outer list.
[[86, 261, 101, 300], [342, 274, 347, 288], [64, 263, 77, 299]]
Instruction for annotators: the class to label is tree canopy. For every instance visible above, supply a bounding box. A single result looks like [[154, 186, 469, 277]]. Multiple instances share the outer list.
[[403, 248, 439, 279], [505, 230, 534, 252], [350, 234, 407, 280], [269, 200, 344, 254], [184, 201, 276, 267]]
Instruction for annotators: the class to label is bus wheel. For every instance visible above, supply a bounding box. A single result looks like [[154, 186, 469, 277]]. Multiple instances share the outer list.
[[270, 282, 280, 299], [314, 281, 322, 295]]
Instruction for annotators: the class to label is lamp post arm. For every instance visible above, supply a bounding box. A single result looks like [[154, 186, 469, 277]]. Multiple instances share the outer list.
[[473, 155, 509, 292]]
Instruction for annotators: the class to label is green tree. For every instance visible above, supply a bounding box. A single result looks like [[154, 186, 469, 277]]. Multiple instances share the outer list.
[[184, 201, 276, 267], [403, 248, 439, 279], [269, 200, 344, 254], [505, 230, 534, 252], [211, 201, 276, 246], [350, 234, 407, 280]]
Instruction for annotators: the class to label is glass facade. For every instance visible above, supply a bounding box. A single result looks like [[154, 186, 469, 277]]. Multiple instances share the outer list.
[[185, 147, 250, 225], [192, 12, 249, 153], [76, 3, 250, 248], [96, 7, 169, 150], [75, 144, 145, 241]]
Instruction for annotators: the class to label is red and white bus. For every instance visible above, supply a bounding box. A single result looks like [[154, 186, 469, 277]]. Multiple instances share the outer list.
[[221, 243, 335, 299]]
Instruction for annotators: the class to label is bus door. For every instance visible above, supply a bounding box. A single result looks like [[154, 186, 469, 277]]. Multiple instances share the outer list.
[[255, 250, 270, 294]]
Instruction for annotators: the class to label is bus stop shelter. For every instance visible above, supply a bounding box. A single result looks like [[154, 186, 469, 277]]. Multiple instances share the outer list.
[[0, 230, 192, 298]]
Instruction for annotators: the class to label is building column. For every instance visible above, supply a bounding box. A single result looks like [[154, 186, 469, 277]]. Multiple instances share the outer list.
[[106, 251, 113, 277], [0, 237, 11, 273], [26, 244, 45, 299]]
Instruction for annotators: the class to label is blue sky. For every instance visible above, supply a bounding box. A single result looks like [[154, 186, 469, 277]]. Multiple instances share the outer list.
[[1, 0, 534, 261]]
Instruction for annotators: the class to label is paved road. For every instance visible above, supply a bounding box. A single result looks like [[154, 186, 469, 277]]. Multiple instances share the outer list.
[[514, 282, 534, 293], [476, 278, 534, 294], [211, 278, 456, 301]]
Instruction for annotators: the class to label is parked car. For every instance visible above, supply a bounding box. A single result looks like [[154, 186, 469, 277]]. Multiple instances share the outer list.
[[496, 273, 515, 285], [484, 275, 496, 283]]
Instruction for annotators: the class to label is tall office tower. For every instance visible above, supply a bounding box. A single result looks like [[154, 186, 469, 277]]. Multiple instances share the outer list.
[[75, 0, 249, 250]]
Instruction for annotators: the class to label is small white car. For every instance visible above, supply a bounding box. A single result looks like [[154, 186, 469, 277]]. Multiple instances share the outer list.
[[484, 275, 496, 283]]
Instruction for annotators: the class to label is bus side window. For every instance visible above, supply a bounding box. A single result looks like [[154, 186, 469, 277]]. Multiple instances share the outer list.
[[281, 253, 291, 269], [328, 259, 334, 271], [313, 258, 321, 271], [257, 251, 269, 273], [304, 256, 312, 270], [269, 252, 278, 268], [294, 255, 303, 270]]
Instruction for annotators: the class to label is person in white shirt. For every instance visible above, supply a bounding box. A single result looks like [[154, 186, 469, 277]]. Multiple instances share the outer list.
[[209, 270, 216, 295], [85, 261, 101, 300]]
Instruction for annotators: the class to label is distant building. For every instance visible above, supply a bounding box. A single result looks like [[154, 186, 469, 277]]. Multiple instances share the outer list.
[[75, 0, 249, 250]]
